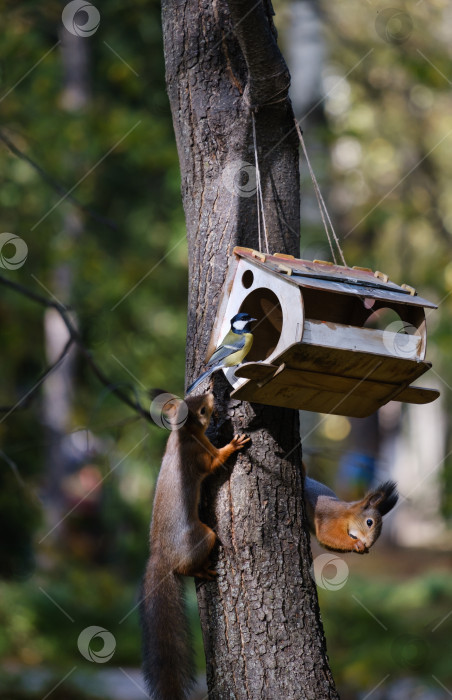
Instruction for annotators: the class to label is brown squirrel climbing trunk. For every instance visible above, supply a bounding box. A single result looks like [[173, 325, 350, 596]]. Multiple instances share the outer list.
[[161, 0, 339, 696]]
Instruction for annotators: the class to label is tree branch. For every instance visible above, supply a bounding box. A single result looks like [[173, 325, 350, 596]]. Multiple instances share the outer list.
[[0, 336, 74, 416], [0, 129, 118, 232], [0, 274, 152, 423], [225, 0, 291, 108]]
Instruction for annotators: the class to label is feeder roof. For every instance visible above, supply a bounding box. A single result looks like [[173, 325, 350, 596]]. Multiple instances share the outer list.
[[233, 247, 437, 309]]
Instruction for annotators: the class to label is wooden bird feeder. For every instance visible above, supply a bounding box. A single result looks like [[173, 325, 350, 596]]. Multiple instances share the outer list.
[[208, 247, 439, 418]]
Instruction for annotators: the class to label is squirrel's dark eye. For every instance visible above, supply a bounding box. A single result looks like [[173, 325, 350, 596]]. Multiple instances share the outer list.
[[366, 519, 373, 528], [200, 407, 206, 415]]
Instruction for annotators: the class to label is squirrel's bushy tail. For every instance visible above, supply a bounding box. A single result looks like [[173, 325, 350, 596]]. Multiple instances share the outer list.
[[140, 557, 194, 700]]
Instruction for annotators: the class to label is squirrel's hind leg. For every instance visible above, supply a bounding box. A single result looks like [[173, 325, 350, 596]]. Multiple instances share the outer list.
[[176, 524, 217, 578], [192, 562, 218, 580]]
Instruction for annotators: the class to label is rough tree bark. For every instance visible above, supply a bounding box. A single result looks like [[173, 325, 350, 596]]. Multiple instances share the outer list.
[[161, 0, 339, 697]]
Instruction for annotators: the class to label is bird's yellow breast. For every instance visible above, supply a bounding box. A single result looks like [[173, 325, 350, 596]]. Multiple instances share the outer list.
[[223, 332, 253, 367]]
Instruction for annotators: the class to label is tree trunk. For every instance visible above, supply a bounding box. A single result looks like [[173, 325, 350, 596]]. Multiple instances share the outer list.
[[41, 29, 89, 537], [161, 0, 339, 697]]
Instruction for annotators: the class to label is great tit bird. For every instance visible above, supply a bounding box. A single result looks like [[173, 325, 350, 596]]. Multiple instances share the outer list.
[[186, 312, 257, 395]]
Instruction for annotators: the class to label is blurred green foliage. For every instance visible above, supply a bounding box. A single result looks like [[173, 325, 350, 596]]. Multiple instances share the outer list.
[[320, 565, 452, 693], [0, 0, 451, 697], [0, 569, 202, 684], [0, 0, 190, 686], [0, 0, 187, 578]]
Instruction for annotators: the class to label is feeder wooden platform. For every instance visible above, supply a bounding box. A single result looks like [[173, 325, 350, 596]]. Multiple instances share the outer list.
[[208, 247, 439, 418]]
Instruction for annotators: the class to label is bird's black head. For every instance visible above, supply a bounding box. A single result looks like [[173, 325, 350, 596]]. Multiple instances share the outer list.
[[230, 312, 257, 334]]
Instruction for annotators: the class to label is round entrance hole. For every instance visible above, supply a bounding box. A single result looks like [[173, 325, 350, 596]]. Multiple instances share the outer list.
[[241, 269, 254, 289], [239, 288, 282, 361]]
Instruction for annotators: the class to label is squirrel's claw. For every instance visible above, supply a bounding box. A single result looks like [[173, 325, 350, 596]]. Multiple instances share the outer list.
[[232, 434, 251, 449]]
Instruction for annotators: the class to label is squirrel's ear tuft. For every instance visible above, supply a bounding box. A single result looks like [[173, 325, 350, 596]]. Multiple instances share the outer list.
[[150, 390, 183, 420], [162, 398, 181, 418], [365, 481, 399, 515]]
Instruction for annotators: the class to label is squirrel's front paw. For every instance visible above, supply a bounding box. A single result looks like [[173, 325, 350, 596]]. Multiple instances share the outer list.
[[231, 434, 250, 450], [353, 539, 368, 554]]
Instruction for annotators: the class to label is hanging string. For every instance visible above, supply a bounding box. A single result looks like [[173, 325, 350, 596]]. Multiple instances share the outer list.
[[293, 119, 347, 268], [257, 164, 270, 256], [251, 112, 262, 253], [251, 112, 270, 255]]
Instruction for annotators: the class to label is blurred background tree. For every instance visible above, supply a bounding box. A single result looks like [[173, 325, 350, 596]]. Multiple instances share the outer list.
[[0, 0, 451, 698]]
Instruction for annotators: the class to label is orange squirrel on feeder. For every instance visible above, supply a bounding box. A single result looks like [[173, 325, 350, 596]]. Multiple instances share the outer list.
[[303, 465, 398, 554]]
